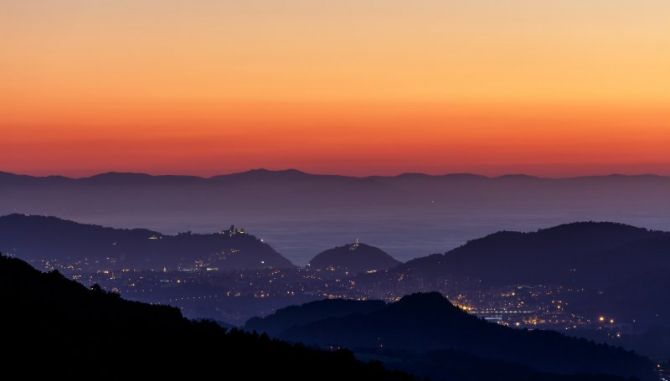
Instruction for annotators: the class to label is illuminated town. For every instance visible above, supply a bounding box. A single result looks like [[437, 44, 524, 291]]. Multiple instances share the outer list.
[[28, 254, 630, 342]]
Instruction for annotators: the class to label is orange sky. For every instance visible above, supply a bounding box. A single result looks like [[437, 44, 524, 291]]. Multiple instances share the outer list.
[[2, 0, 669, 177]]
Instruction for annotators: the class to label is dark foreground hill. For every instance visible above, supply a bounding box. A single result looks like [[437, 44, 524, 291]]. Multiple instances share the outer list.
[[0, 214, 294, 271], [248, 293, 656, 381], [0, 254, 409, 380]]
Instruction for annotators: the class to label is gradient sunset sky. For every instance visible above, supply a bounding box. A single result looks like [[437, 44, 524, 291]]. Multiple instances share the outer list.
[[2, 0, 669, 177]]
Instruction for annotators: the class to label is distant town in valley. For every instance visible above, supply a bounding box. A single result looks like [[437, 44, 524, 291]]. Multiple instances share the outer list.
[[5, 1, 670, 379], [2, 170, 670, 380], [2, 213, 668, 367]]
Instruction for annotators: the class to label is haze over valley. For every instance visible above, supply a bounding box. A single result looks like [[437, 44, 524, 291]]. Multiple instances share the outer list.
[[3, 169, 669, 264], [3, 0, 670, 379]]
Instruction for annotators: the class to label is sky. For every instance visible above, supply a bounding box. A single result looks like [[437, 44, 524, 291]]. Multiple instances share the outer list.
[[2, 0, 669, 177]]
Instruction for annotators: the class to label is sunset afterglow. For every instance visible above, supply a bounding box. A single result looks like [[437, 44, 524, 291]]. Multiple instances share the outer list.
[[2, 0, 669, 176]]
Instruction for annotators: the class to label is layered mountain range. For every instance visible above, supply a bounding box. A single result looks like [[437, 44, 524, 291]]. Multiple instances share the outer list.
[[3, 169, 669, 263]]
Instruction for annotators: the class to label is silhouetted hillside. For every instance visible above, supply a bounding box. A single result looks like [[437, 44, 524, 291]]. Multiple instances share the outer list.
[[309, 242, 401, 276], [352, 223, 670, 349], [569, 268, 670, 358], [245, 299, 386, 336], [0, 254, 410, 380], [252, 293, 655, 381], [0, 214, 294, 271], [367, 222, 670, 287]]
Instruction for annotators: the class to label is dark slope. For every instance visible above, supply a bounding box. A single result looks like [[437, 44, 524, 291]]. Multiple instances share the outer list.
[[245, 298, 386, 336], [0, 214, 294, 271], [309, 242, 401, 275], [0, 255, 410, 380], [380, 222, 670, 286], [270, 293, 655, 381]]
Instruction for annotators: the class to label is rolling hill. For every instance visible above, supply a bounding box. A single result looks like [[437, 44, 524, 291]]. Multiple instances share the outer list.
[[382, 222, 670, 286], [0, 214, 294, 271], [309, 242, 401, 276], [248, 293, 655, 381]]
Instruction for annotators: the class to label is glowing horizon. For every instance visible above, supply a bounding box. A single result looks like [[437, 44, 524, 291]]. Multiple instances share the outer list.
[[2, 1, 669, 177]]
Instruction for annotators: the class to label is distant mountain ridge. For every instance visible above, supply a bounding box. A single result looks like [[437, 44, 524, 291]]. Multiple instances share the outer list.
[[0, 214, 294, 271], [3, 168, 670, 265], [3, 169, 670, 183]]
